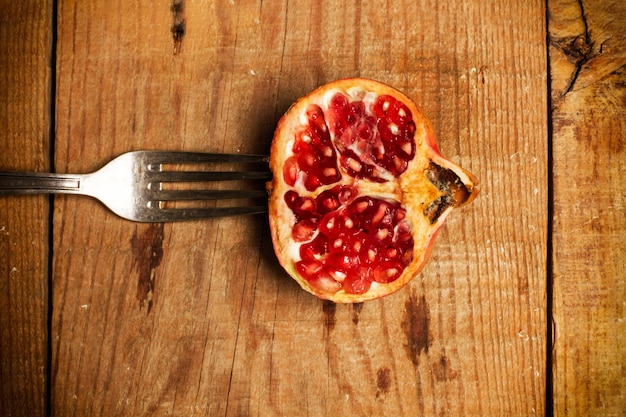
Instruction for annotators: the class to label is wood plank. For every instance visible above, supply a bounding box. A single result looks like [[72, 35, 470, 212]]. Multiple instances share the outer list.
[[549, 0, 626, 415], [0, 1, 53, 416], [52, 1, 547, 415]]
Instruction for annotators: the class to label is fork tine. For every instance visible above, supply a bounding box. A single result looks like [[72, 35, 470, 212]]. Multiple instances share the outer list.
[[148, 171, 273, 182], [151, 189, 268, 201], [136, 151, 271, 222], [149, 206, 268, 222], [145, 151, 269, 165]]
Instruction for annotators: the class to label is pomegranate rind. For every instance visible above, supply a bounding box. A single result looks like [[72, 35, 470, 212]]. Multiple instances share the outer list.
[[269, 78, 478, 303]]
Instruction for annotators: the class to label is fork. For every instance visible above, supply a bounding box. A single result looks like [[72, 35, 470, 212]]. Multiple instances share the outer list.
[[0, 150, 272, 222]]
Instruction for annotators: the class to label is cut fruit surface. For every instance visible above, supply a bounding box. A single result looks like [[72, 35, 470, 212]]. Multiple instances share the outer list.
[[268, 78, 478, 303]]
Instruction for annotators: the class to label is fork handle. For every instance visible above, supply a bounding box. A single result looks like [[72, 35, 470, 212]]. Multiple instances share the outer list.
[[0, 171, 82, 194]]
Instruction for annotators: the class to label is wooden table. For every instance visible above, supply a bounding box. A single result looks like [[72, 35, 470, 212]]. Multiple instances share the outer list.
[[1, 1, 624, 415]]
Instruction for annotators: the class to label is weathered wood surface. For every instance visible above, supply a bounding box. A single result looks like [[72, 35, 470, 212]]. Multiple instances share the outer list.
[[0, 1, 52, 416], [20, 0, 626, 415], [48, 1, 547, 415], [549, 0, 626, 415]]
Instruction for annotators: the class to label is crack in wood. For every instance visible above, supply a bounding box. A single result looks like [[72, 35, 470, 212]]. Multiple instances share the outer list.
[[550, 0, 595, 96]]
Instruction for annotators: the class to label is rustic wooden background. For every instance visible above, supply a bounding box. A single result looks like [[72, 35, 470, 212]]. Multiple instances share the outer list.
[[0, 0, 623, 416]]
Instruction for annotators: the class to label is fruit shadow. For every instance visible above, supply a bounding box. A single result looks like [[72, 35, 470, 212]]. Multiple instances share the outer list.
[[248, 89, 303, 293]]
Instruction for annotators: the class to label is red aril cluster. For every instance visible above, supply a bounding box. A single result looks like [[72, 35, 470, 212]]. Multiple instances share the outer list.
[[284, 184, 414, 295]]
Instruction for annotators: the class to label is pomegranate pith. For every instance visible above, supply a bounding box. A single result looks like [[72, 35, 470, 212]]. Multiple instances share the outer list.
[[269, 78, 479, 303]]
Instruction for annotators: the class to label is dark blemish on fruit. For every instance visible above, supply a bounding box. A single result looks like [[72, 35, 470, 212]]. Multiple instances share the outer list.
[[401, 292, 431, 365], [171, 0, 186, 55], [376, 367, 391, 398], [352, 302, 363, 325], [322, 300, 336, 333], [423, 161, 472, 224], [433, 354, 459, 382], [131, 223, 164, 313]]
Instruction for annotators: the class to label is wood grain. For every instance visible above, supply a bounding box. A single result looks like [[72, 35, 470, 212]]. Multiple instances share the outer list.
[[0, 1, 52, 416], [549, 0, 626, 415], [49, 1, 548, 415]]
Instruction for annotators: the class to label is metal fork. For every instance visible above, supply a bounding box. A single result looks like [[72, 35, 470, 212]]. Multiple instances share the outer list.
[[0, 151, 271, 222]]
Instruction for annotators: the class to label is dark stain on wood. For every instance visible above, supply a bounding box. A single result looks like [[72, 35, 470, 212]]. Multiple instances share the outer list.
[[518, 273, 530, 296], [131, 223, 164, 313], [352, 302, 363, 325], [171, 0, 186, 54], [375, 367, 391, 398], [322, 300, 336, 333], [433, 354, 459, 382], [401, 292, 431, 365]]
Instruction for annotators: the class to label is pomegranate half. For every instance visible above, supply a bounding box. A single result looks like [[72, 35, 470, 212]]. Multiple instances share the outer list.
[[268, 78, 478, 303]]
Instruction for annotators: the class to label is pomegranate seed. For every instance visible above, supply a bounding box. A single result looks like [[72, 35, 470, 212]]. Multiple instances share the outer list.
[[380, 99, 391, 113], [393, 157, 407, 172], [400, 141, 413, 156], [331, 93, 348, 109], [296, 258, 323, 277], [293, 219, 317, 241], [347, 157, 362, 172], [371, 203, 387, 225], [284, 190, 299, 207], [317, 195, 339, 214], [302, 152, 316, 167], [304, 174, 321, 190], [323, 167, 337, 178], [358, 124, 373, 141], [326, 252, 358, 275], [342, 273, 372, 294], [373, 263, 402, 283], [353, 199, 371, 213], [338, 186, 357, 203], [283, 156, 299, 186], [330, 269, 347, 283], [300, 234, 328, 260], [375, 227, 390, 241], [298, 197, 315, 212], [320, 215, 336, 234], [310, 273, 342, 294]]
